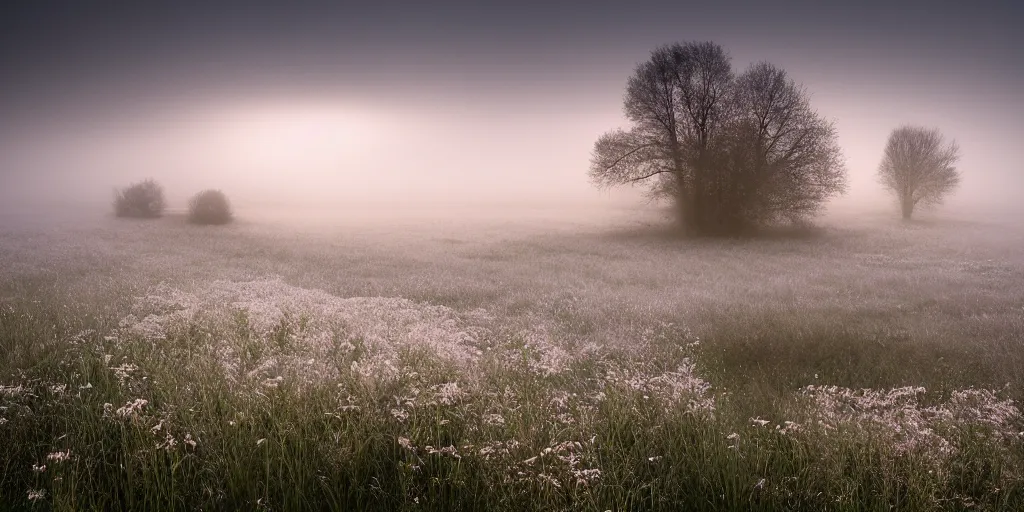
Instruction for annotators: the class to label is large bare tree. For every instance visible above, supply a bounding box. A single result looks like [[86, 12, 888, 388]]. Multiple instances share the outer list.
[[590, 42, 846, 235], [590, 42, 734, 232], [877, 125, 960, 220]]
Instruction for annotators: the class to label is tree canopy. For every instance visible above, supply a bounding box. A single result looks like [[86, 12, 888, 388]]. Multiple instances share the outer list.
[[877, 125, 960, 220], [590, 42, 846, 235]]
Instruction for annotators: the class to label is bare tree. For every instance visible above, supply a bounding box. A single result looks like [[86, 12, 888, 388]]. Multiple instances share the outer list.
[[590, 43, 846, 235], [877, 126, 960, 220], [721, 62, 846, 227]]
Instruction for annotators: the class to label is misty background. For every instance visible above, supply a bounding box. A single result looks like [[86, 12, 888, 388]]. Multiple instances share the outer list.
[[1, 0, 1021, 217]]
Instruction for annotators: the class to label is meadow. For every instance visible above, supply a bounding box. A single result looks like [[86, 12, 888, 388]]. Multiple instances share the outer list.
[[1, 202, 1022, 511]]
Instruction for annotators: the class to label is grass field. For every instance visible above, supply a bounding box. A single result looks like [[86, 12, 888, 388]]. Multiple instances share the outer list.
[[1, 203, 1023, 511]]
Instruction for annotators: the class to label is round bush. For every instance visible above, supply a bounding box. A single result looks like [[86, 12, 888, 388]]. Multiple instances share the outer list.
[[188, 189, 233, 225], [113, 179, 166, 218]]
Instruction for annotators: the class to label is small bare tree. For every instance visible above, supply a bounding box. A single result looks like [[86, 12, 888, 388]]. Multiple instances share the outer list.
[[877, 126, 960, 220]]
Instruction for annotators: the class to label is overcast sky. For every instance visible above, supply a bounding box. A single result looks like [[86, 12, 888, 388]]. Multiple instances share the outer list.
[[1, 0, 1021, 210]]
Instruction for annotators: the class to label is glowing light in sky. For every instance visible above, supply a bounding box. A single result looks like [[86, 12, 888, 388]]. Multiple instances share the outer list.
[[205, 101, 385, 175]]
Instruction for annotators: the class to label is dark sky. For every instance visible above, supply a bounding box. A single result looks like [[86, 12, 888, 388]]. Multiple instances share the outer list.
[[1, 0, 1022, 208]]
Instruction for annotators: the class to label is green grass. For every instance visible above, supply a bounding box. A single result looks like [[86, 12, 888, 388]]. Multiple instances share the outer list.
[[1, 205, 1023, 510]]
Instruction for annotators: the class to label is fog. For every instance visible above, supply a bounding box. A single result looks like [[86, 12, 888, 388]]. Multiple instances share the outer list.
[[1, 0, 1021, 223]]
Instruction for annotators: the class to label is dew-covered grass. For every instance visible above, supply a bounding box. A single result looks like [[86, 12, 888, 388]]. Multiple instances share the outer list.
[[1, 204, 1023, 510]]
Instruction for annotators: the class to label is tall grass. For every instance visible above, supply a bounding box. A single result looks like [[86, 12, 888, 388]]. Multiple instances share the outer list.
[[2, 277, 1021, 511], [2, 208, 1024, 510]]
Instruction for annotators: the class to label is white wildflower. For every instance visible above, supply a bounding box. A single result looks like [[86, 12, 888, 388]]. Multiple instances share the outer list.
[[778, 421, 801, 435], [46, 450, 71, 463], [426, 445, 460, 459], [573, 468, 601, 486], [115, 398, 148, 419], [157, 433, 177, 451], [432, 382, 462, 405], [109, 364, 139, 384], [536, 473, 562, 488], [482, 413, 505, 426]]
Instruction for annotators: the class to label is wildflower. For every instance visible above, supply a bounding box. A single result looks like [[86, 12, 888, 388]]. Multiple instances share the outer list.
[[726, 433, 739, 441], [27, 489, 46, 502], [778, 421, 801, 435], [31, 464, 46, 473], [256, 438, 267, 447], [483, 413, 505, 426], [426, 445, 460, 458], [46, 451, 71, 463], [157, 433, 177, 451], [750, 417, 770, 427], [184, 433, 197, 449], [573, 468, 601, 485], [115, 398, 148, 419], [109, 363, 139, 384], [390, 408, 409, 422], [433, 382, 462, 405], [536, 473, 562, 488], [398, 437, 414, 450]]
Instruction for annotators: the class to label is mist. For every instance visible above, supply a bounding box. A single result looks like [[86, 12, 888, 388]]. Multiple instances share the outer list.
[[2, 0, 1022, 223], [5, 2, 1024, 508]]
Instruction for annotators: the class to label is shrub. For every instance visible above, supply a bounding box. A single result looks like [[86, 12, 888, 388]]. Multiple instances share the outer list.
[[188, 189, 233, 225], [113, 179, 166, 218]]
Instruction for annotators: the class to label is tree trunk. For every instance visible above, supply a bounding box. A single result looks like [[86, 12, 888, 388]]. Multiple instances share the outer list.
[[689, 151, 708, 235], [901, 199, 914, 220]]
